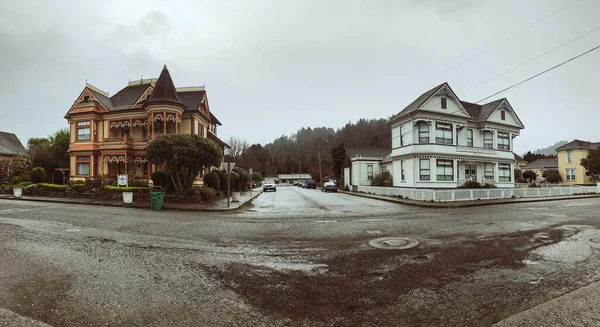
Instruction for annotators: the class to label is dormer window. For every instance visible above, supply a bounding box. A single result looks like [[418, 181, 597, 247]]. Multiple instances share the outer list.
[[441, 97, 447, 109], [501, 110, 506, 120]]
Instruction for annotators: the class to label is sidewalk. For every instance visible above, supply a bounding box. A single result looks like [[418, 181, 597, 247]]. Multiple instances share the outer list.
[[340, 190, 600, 208], [0, 188, 263, 212], [0, 308, 51, 327], [494, 279, 600, 326]]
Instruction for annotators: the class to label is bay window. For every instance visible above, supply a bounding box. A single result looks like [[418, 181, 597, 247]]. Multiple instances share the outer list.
[[483, 131, 493, 149], [419, 159, 430, 180], [435, 123, 453, 144], [484, 163, 494, 180], [497, 132, 510, 150], [418, 122, 429, 143], [436, 159, 453, 181], [466, 129, 473, 147], [77, 121, 90, 141], [76, 156, 91, 175], [498, 164, 511, 182]]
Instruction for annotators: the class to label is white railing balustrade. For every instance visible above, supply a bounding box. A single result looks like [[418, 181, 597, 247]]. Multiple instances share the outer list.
[[356, 184, 600, 202]]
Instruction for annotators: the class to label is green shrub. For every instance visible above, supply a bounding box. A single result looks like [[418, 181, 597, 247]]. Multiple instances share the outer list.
[[151, 171, 168, 188], [37, 183, 69, 192], [30, 167, 46, 184], [103, 185, 151, 194], [198, 187, 218, 201], [217, 171, 228, 192], [482, 183, 497, 188], [458, 181, 482, 189], [17, 174, 31, 183], [111, 181, 118, 187], [229, 171, 241, 192], [204, 171, 220, 190], [72, 180, 86, 185], [371, 171, 393, 187], [232, 167, 249, 191]]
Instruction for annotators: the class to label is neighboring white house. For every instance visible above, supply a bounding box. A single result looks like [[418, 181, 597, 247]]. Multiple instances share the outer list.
[[278, 173, 313, 184], [344, 148, 391, 187], [345, 82, 525, 189]]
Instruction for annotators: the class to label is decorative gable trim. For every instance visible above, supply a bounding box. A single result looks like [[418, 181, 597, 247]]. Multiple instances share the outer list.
[[418, 83, 473, 118], [65, 86, 110, 118], [486, 98, 525, 128], [134, 85, 154, 105]]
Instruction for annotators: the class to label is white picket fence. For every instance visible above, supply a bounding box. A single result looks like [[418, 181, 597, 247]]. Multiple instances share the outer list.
[[357, 185, 600, 202]]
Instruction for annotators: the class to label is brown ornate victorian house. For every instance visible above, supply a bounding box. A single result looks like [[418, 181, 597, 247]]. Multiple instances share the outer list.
[[64, 65, 226, 184]]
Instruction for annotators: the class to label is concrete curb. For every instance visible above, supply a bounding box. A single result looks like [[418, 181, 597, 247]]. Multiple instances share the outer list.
[[0, 191, 263, 212], [339, 190, 600, 208]]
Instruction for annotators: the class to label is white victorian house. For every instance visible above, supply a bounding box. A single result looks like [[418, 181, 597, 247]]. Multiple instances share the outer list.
[[346, 82, 525, 189]]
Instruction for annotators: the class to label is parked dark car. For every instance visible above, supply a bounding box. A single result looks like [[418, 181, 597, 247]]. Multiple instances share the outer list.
[[303, 180, 317, 189], [321, 182, 338, 192]]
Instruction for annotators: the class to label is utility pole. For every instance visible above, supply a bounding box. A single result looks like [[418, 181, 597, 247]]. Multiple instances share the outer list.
[[315, 138, 323, 187]]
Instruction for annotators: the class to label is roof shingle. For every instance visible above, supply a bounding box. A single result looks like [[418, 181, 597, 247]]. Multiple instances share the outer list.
[[523, 157, 558, 170], [0, 132, 26, 156], [110, 84, 150, 108], [555, 139, 600, 152], [345, 147, 390, 159], [145, 65, 184, 107]]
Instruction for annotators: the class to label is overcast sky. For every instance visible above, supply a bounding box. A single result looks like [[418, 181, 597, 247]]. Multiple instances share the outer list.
[[0, 0, 598, 155]]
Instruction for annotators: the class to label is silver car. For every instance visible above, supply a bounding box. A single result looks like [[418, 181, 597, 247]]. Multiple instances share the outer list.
[[263, 180, 276, 192]]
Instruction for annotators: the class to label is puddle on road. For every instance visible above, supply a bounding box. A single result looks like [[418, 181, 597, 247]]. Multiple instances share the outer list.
[[250, 261, 328, 272], [314, 220, 337, 223], [527, 225, 600, 264], [369, 237, 419, 250]]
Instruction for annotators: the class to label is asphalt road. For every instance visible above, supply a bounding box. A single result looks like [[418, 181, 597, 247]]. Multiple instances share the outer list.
[[2, 185, 600, 326]]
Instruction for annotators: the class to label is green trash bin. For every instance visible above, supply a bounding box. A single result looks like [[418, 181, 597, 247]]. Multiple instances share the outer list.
[[150, 186, 165, 210]]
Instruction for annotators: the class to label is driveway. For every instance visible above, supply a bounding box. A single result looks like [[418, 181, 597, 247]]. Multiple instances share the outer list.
[[2, 194, 600, 326]]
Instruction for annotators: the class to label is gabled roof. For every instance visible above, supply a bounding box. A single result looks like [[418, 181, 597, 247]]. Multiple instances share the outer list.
[[523, 157, 558, 170], [556, 139, 600, 152], [345, 147, 390, 159], [177, 90, 205, 111], [391, 82, 446, 120], [88, 88, 114, 109], [110, 83, 150, 107], [210, 112, 222, 125], [460, 99, 504, 121], [145, 65, 184, 107], [0, 132, 26, 156]]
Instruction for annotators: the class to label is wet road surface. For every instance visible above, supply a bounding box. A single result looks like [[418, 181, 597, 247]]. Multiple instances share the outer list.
[[2, 186, 600, 326]]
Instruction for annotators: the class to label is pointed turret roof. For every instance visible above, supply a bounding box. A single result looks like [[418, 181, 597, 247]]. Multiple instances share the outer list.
[[145, 65, 185, 107]]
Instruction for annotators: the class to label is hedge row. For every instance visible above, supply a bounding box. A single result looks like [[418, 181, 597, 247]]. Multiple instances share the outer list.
[[103, 185, 151, 193]]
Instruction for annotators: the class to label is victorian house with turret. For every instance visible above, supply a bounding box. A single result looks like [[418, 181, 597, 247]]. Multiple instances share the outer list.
[[64, 65, 226, 184]]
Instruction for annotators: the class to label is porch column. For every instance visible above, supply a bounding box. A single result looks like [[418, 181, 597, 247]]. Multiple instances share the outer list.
[[429, 122, 434, 143], [453, 159, 458, 182], [495, 163, 499, 183], [124, 153, 128, 177], [100, 154, 104, 176], [90, 155, 94, 177], [163, 111, 166, 134], [151, 113, 155, 138]]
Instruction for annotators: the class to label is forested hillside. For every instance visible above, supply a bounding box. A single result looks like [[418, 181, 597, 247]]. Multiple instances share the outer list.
[[233, 118, 391, 179]]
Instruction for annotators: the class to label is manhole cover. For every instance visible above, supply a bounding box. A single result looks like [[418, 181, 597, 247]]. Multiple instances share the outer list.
[[369, 237, 419, 250]]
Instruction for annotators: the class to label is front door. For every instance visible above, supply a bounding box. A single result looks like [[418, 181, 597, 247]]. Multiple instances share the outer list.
[[465, 164, 477, 181]]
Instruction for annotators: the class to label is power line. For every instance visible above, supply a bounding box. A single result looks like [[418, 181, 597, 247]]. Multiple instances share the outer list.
[[476, 43, 600, 103], [441, 0, 581, 75], [460, 24, 600, 95], [350, 42, 600, 149]]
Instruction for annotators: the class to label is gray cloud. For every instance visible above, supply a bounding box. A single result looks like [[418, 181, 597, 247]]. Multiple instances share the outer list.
[[0, 0, 598, 156]]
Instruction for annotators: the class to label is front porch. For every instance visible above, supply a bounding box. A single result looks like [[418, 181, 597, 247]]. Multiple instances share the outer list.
[[456, 160, 512, 186], [101, 154, 151, 185]]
